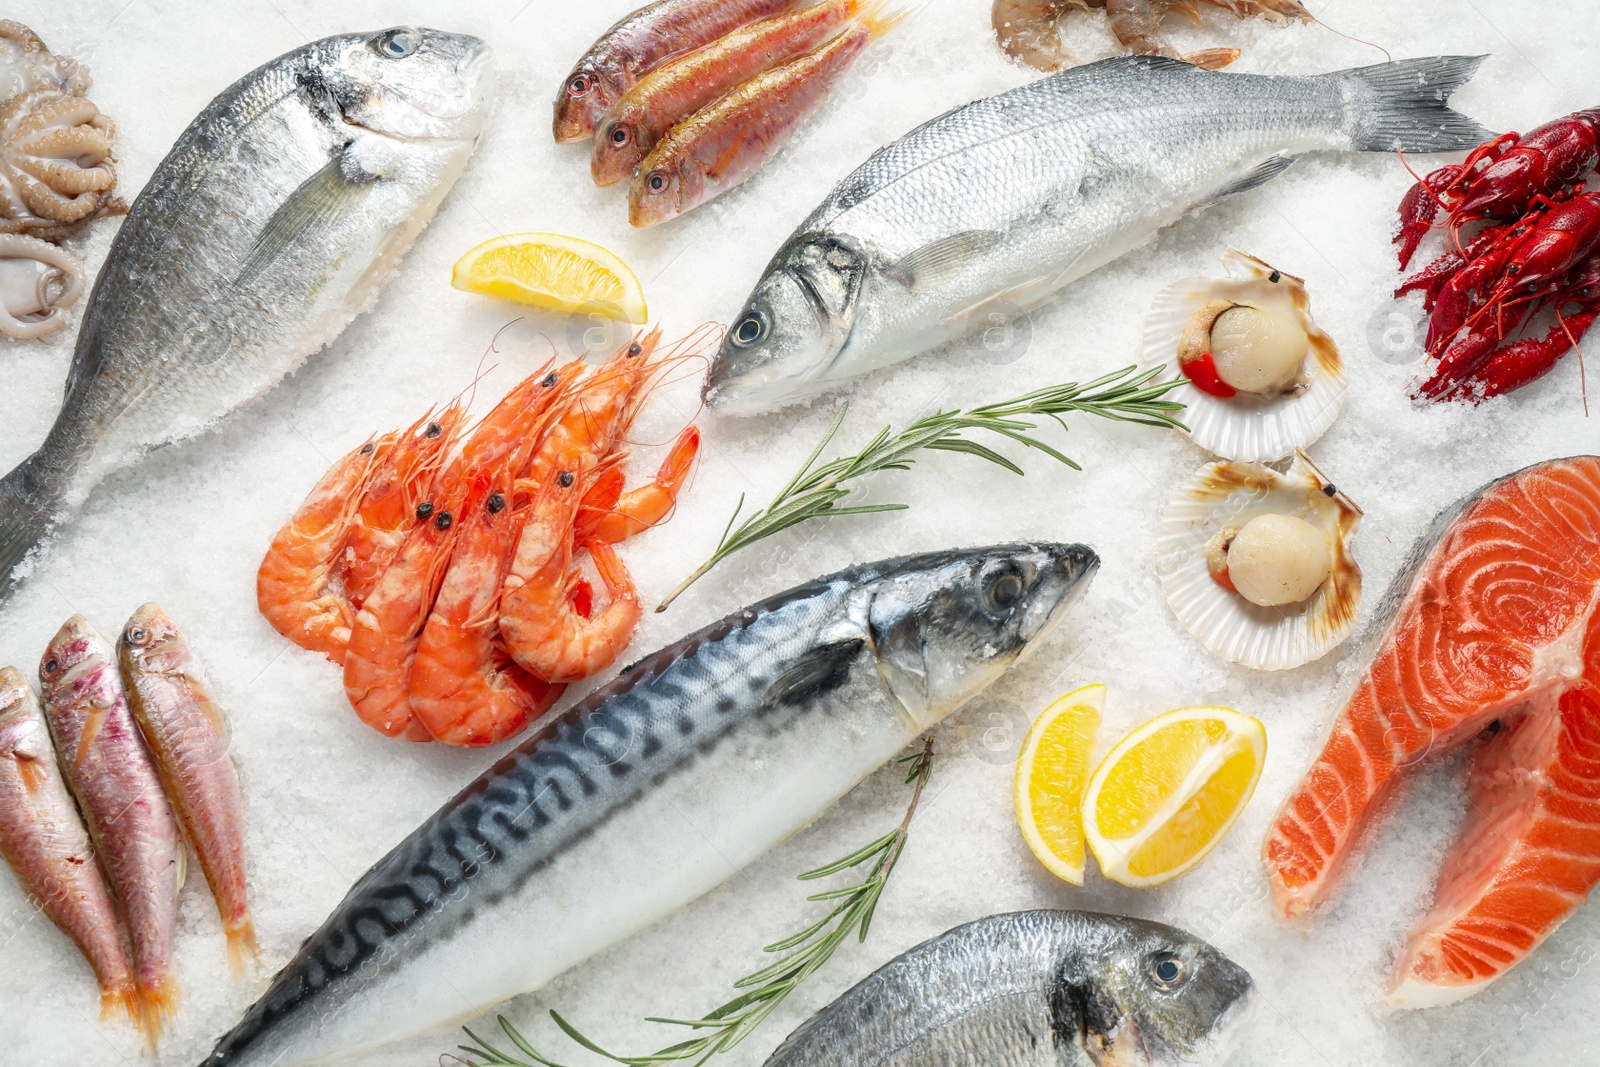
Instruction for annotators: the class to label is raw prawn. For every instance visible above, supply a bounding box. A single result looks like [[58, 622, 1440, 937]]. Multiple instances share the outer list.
[[256, 439, 382, 665], [991, 0, 1307, 73]]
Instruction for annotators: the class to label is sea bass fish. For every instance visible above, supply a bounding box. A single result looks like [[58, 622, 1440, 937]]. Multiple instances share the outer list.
[[0, 667, 140, 1030], [40, 617, 183, 1037], [764, 910, 1254, 1066], [704, 54, 1491, 413], [199, 543, 1097, 1066], [1264, 457, 1600, 1007], [0, 27, 493, 598], [119, 604, 255, 973]]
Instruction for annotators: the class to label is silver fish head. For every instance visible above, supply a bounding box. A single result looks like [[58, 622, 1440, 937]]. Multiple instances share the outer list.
[[39, 615, 115, 704], [866, 542, 1097, 730], [120, 602, 189, 675], [307, 26, 494, 143], [705, 234, 868, 414], [1065, 913, 1255, 1066]]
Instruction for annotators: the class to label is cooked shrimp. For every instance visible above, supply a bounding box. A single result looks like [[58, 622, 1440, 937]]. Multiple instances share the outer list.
[[342, 475, 469, 741], [409, 462, 565, 748], [576, 425, 702, 544], [257, 439, 382, 665], [500, 471, 643, 684], [341, 404, 467, 610], [342, 360, 581, 740]]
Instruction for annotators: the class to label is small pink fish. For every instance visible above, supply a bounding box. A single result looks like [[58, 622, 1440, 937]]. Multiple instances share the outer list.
[[554, 0, 807, 142], [40, 615, 182, 1042], [120, 603, 257, 975], [628, 5, 901, 227], [0, 666, 141, 1030]]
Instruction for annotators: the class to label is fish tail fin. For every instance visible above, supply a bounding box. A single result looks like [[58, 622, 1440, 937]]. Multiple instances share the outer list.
[[99, 980, 141, 1030], [0, 452, 71, 598], [849, 0, 912, 38], [135, 973, 180, 1048], [1335, 55, 1494, 153], [225, 914, 260, 977]]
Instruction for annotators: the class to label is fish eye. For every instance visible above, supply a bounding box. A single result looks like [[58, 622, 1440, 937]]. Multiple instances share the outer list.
[[373, 28, 419, 59], [125, 626, 150, 647], [1149, 953, 1188, 990], [645, 170, 669, 194], [568, 73, 593, 97], [610, 125, 630, 146], [730, 310, 768, 348], [981, 560, 1026, 614], [42, 659, 59, 677]]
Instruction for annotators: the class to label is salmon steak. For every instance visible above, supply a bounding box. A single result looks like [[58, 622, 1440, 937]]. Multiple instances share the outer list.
[[1263, 455, 1600, 1007]]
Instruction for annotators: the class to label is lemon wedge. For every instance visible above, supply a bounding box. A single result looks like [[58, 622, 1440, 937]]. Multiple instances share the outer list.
[[1082, 705, 1265, 888], [1014, 683, 1104, 885], [451, 232, 648, 323]]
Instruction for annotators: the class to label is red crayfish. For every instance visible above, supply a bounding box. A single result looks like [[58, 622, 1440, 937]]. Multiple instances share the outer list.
[[1393, 108, 1600, 401]]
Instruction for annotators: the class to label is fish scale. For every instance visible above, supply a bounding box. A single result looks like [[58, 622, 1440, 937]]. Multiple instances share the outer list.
[[706, 54, 1492, 413], [0, 27, 493, 601], [201, 544, 1097, 1066]]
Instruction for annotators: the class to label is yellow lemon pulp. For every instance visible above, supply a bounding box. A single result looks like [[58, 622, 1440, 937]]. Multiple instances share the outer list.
[[451, 232, 648, 323], [1082, 706, 1265, 888], [1014, 683, 1104, 885]]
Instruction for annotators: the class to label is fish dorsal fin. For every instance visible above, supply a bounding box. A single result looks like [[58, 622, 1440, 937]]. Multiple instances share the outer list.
[[236, 148, 376, 287], [1204, 154, 1298, 205], [762, 637, 865, 709], [884, 231, 1004, 292]]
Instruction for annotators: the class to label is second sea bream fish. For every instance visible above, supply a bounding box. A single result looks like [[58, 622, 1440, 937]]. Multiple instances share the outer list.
[[704, 54, 1491, 413], [764, 910, 1254, 1066], [199, 543, 1098, 1065], [0, 27, 492, 600]]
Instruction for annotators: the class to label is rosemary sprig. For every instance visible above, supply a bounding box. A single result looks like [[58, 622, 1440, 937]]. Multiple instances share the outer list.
[[453, 740, 937, 1067], [656, 366, 1186, 610]]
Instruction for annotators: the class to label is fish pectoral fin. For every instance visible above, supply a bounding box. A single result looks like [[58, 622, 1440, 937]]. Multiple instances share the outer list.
[[72, 706, 107, 774], [883, 231, 1004, 292], [11, 752, 46, 795], [1203, 153, 1299, 205], [236, 157, 365, 287], [761, 637, 866, 709]]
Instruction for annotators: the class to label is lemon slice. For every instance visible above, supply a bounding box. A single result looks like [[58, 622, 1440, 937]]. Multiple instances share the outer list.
[[1015, 683, 1104, 885], [1082, 705, 1265, 888], [451, 232, 648, 323]]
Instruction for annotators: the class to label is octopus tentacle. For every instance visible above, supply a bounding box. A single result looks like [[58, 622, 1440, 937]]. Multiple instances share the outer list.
[[0, 231, 83, 339]]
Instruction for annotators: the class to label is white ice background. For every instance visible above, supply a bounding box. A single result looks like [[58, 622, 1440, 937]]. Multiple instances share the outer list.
[[3, 1, 1598, 1064]]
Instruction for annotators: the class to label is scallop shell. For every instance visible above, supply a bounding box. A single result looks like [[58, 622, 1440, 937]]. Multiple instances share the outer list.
[[1144, 248, 1345, 462], [1156, 450, 1362, 671]]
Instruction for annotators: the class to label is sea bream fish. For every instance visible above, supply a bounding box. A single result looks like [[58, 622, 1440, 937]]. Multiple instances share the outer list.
[[764, 911, 1254, 1066], [704, 54, 1492, 413], [0, 27, 493, 599], [40, 617, 183, 1038], [119, 604, 256, 974], [0, 667, 141, 1030], [199, 543, 1098, 1066]]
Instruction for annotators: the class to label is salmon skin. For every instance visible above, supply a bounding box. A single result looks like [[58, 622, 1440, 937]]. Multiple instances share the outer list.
[[39, 616, 184, 1039], [0, 667, 140, 1028], [119, 603, 257, 974], [1263, 455, 1600, 1007]]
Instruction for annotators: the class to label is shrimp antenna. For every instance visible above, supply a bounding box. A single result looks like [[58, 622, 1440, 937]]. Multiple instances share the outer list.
[[1306, 10, 1390, 62]]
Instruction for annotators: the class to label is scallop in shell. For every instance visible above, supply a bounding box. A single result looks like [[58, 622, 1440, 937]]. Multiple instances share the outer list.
[[1144, 248, 1344, 462], [1156, 450, 1361, 671]]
